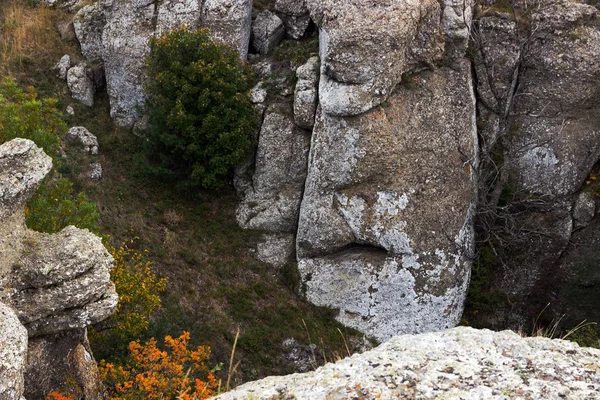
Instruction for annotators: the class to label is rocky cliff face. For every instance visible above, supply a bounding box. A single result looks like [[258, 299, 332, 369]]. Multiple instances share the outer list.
[[216, 326, 600, 399], [471, 0, 600, 329], [73, 0, 252, 128], [67, 0, 600, 341], [0, 139, 117, 399]]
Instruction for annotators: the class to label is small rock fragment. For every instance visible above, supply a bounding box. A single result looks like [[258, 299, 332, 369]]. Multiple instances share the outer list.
[[252, 10, 285, 55], [67, 65, 94, 107], [66, 126, 99, 155]]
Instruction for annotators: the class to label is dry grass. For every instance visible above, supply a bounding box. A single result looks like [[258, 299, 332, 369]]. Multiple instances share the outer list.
[[0, 0, 68, 76]]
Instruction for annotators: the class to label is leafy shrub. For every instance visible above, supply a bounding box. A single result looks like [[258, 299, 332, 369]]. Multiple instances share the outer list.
[[25, 177, 100, 234], [99, 331, 218, 400], [0, 77, 64, 158], [91, 239, 167, 353], [143, 27, 257, 189]]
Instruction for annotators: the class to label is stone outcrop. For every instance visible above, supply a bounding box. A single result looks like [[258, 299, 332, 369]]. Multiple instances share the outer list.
[[293, 56, 319, 129], [0, 303, 27, 400], [0, 139, 117, 398], [297, 62, 478, 340], [216, 326, 600, 400], [236, 0, 480, 339], [67, 64, 95, 107], [251, 10, 285, 55], [307, 0, 445, 116], [74, 0, 252, 128], [236, 106, 311, 267], [471, 0, 600, 327]]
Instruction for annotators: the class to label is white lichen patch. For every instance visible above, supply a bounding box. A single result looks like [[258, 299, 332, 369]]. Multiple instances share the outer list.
[[299, 252, 469, 341]]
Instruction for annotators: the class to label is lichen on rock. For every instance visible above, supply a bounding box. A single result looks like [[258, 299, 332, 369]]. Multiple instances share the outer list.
[[0, 139, 117, 398]]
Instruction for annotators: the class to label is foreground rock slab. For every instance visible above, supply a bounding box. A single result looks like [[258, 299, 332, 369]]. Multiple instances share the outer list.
[[216, 327, 600, 400]]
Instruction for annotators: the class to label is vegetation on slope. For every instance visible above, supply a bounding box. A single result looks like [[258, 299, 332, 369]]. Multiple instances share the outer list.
[[0, 1, 368, 396]]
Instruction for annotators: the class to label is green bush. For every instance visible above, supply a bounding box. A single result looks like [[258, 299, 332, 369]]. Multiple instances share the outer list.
[[143, 27, 257, 189], [25, 176, 100, 234], [0, 77, 65, 158]]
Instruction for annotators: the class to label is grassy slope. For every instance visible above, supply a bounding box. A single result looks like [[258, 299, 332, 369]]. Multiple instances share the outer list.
[[1, 0, 371, 386]]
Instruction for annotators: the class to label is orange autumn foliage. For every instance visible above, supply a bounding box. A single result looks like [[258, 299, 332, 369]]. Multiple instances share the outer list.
[[45, 392, 75, 400], [100, 331, 217, 400]]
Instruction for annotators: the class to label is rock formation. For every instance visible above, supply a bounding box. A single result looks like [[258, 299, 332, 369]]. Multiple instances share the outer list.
[[73, 0, 252, 128], [0, 139, 117, 399], [471, 0, 600, 328], [236, 0, 600, 340], [216, 326, 600, 399]]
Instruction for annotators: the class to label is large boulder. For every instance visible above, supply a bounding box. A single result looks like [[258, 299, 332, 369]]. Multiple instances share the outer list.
[[307, 0, 445, 116], [0, 139, 117, 397], [216, 327, 600, 399], [0, 303, 27, 400], [297, 62, 478, 340], [237, 106, 311, 233]]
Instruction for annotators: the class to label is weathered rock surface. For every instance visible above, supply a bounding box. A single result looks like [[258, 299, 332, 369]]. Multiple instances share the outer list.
[[307, 0, 445, 116], [256, 233, 295, 268], [237, 107, 311, 234], [216, 327, 600, 400], [74, 0, 253, 127], [251, 10, 285, 55], [293, 56, 319, 129], [297, 62, 477, 340], [0, 303, 27, 400], [54, 54, 71, 80], [274, 0, 311, 40], [67, 64, 95, 107], [202, 0, 253, 59], [0, 139, 117, 397], [25, 329, 104, 400], [66, 126, 99, 155], [471, 0, 600, 325]]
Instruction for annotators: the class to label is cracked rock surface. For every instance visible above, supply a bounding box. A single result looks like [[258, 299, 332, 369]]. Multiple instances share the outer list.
[[216, 327, 600, 400], [0, 139, 117, 398]]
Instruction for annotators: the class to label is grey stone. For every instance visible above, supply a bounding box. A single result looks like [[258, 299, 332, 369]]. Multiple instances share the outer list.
[[251, 82, 267, 104], [252, 11, 285, 55], [74, 0, 110, 63], [156, 0, 202, 35], [441, 0, 475, 60], [54, 54, 71, 80], [67, 64, 95, 107], [307, 0, 444, 116], [256, 233, 295, 267], [101, 0, 154, 128], [216, 327, 600, 400], [0, 139, 117, 395], [274, 0, 311, 40], [66, 126, 99, 155], [297, 62, 478, 340], [574, 191, 596, 225], [66, 105, 75, 116], [87, 162, 103, 180], [293, 56, 319, 129], [237, 107, 311, 233], [202, 0, 253, 60], [0, 303, 27, 400]]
